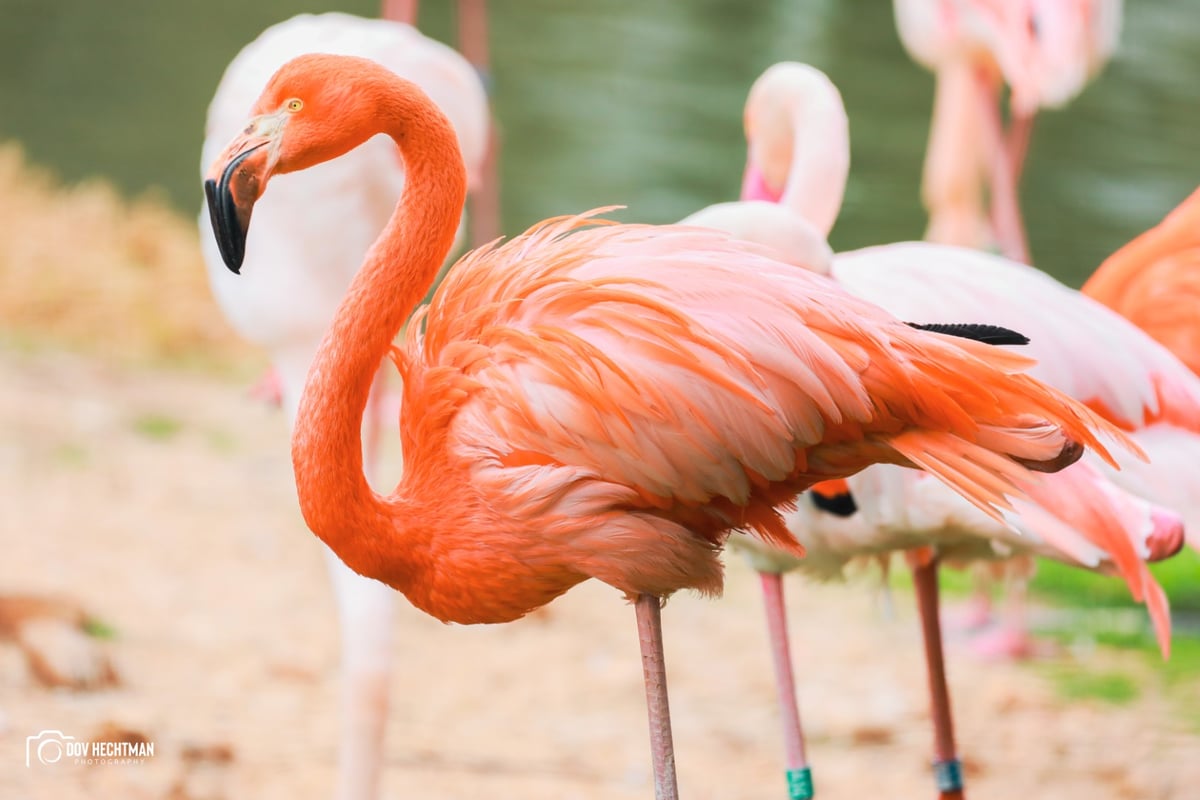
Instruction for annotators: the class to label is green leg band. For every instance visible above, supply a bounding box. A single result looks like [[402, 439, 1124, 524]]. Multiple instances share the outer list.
[[786, 766, 814, 799]]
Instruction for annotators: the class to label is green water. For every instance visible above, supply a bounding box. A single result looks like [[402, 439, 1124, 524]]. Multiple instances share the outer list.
[[2, 1, 1198, 285]]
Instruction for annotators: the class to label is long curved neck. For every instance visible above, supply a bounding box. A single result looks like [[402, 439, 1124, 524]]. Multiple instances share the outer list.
[[921, 60, 988, 235], [776, 91, 849, 238], [292, 82, 468, 584], [745, 73, 850, 237]]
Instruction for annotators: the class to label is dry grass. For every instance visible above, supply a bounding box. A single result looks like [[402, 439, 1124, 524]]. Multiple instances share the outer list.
[[0, 143, 255, 370]]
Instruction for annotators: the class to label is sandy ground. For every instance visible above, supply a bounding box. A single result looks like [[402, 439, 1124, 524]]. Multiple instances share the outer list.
[[1, 344, 1197, 800]]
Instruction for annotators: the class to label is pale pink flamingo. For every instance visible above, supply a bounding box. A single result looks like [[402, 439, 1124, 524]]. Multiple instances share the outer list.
[[198, 14, 489, 800], [892, 0, 1122, 262], [691, 60, 1191, 799], [382, 0, 503, 246], [894, 0, 1126, 655], [202, 53, 1133, 800]]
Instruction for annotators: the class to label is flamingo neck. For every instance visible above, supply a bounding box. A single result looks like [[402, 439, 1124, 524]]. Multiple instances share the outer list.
[[921, 61, 990, 235], [291, 83, 468, 589], [758, 83, 849, 237]]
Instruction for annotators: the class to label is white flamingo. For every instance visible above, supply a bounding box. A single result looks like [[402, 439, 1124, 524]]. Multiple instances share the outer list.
[[198, 13, 489, 800], [686, 61, 1190, 800]]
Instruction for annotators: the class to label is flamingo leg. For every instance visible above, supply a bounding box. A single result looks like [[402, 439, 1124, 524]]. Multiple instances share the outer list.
[[324, 552, 396, 800], [380, 0, 418, 25], [911, 556, 966, 800], [457, 0, 502, 247], [759, 572, 814, 799], [971, 574, 1034, 661], [1006, 112, 1035, 190], [635, 593, 679, 800], [975, 69, 1030, 264], [323, 366, 396, 800]]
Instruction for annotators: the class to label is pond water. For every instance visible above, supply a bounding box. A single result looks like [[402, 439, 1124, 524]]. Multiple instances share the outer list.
[[2, 0, 1197, 286]]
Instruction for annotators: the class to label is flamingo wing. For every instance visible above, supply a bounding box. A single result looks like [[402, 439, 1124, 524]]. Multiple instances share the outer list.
[[832, 241, 1200, 432], [403, 215, 1120, 547]]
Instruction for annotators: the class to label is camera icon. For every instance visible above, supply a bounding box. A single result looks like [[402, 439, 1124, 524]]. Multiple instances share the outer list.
[[26, 730, 75, 767]]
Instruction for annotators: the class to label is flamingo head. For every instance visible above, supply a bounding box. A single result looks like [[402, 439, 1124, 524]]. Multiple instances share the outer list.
[[203, 53, 404, 272], [740, 67, 798, 204]]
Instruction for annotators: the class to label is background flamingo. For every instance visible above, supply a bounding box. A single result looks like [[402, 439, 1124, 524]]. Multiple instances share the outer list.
[[202, 52, 1134, 800], [890, 0, 1125, 654], [892, 0, 1122, 263], [198, 14, 489, 800], [694, 60, 1192, 799], [383, 0, 503, 247]]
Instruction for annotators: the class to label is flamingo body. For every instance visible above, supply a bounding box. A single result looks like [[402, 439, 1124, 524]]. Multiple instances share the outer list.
[[1084, 186, 1200, 375], [374, 213, 1137, 625]]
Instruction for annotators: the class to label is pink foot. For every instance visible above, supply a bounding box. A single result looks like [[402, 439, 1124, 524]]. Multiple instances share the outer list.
[[248, 368, 284, 408], [942, 594, 994, 633], [968, 625, 1035, 661]]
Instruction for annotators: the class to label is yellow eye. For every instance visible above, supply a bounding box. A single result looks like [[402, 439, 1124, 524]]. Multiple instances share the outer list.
[[286, 98, 303, 112]]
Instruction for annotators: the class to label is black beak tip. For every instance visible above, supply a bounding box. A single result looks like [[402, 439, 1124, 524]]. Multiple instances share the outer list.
[[204, 177, 246, 275]]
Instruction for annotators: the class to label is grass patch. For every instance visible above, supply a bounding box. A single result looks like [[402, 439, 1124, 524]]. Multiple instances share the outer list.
[[1047, 667, 1140, 704], [1037, 622, 1200, 730], [52, 442, 90, 467], [81, 617, 118, 639], [1032, 551, 1200, 612], [132, 413, 183, 441], [205, 428, 239, 454]]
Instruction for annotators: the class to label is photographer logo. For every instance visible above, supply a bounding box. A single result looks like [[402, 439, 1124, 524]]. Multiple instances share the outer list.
[[26, 730, 154, 767]]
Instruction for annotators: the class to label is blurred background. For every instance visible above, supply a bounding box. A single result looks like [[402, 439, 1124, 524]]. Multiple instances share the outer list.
[[2, 0, 1199, 283], [2, 2, 1198, 798]]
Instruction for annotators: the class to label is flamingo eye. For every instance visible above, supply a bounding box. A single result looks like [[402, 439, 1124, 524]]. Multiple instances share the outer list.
[[286, 98, 303, 112]]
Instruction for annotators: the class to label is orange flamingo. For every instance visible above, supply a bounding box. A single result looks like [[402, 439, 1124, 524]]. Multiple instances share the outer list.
[[198, 14, 489, 800], [699, 60, 1191, 799], [201, 53, 1135, 799], [1083, 186, 1200, 548]]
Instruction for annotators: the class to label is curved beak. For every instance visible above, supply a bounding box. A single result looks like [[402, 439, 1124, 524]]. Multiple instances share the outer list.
[[203, 114, 285, 273]]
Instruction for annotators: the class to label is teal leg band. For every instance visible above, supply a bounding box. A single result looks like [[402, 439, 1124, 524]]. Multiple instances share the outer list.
[[933, 758, 964, 792], [786, 766, 814, 799]]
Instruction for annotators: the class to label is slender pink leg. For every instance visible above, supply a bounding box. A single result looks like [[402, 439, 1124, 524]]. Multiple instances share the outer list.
[[1006, 112, 1035, 190], [458, 0, 502, 247], [759, 572, 814, 799], [380, 0, 418, 25], [325, 552, 395, 800], [248, 367, 284, 407], [911, 557, 966, 800], [635, 594, 679, 800], [975, 69, 1029, 264]]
